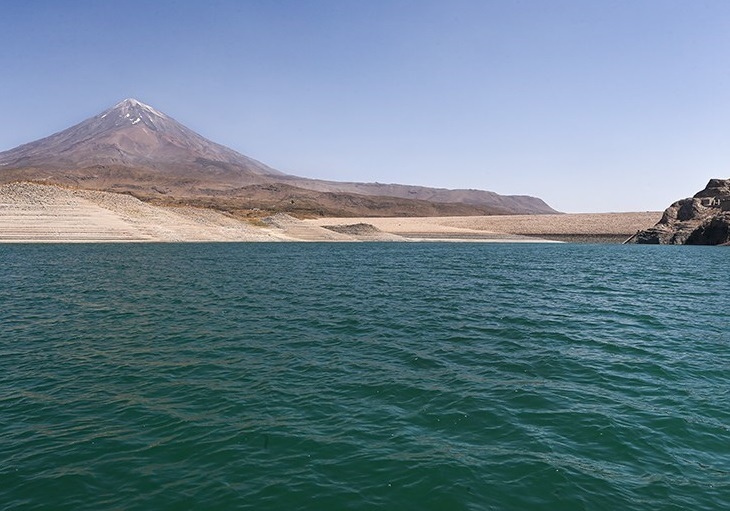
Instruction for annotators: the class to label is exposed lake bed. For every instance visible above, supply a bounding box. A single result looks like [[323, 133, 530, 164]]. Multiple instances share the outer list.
[[0, 183, 659, 243]]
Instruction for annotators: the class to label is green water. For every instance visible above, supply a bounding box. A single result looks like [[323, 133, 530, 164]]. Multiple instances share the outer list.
[[1, 243, 728, 510]]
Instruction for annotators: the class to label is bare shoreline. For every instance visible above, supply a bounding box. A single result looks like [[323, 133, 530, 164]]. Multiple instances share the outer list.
[[305, 213, 661, 243], [0, 183, 660, 243]]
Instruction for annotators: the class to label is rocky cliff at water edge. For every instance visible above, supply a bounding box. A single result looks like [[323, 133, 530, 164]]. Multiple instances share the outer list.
[[627, 178, 730, 245]]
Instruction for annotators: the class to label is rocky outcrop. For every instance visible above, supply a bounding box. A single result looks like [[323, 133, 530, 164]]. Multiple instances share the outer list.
[[627, 179, 730, 245]]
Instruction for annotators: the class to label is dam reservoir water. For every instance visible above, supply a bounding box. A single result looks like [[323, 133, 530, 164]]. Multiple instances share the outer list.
[[0, 243, 728, 510]]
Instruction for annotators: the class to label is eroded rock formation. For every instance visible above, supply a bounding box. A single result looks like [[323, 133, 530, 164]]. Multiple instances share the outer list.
[[628, 179, 730, 245]]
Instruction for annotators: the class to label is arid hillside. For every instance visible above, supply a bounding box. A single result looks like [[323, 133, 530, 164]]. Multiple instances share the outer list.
[[0, 182, 657, 243]]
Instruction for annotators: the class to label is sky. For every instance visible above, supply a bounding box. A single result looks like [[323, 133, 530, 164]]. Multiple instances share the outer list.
[[1, 0, 729, 213]]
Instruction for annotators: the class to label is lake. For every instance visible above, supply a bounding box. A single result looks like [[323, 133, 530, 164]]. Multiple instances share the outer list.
[[1, 243, 728, 510]]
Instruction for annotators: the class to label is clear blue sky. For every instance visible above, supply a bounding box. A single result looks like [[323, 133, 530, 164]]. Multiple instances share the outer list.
[[1, 0, 729, 212]]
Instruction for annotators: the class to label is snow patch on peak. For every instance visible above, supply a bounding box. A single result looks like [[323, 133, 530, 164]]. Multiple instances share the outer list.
[[114, 98, 140, 108], [112, 98, 167, 118], [117, 98, 145, 107]]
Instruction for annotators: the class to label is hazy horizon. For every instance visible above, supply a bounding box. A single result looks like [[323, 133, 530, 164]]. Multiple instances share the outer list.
[[2, 1, 728, 213]]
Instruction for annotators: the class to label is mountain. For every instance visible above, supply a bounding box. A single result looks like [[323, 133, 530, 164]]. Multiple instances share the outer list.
[[626, 178, 730, 245], [0, 98, 280, 186], [0, 99, 556, 216]]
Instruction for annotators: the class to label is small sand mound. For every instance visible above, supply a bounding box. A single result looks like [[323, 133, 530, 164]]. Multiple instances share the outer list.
[[260, 213, 301, 228], [322, 223, 382, 235]]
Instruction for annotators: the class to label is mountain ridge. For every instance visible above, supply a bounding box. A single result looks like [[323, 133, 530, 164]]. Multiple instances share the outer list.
[[0, 98, 557, 216]]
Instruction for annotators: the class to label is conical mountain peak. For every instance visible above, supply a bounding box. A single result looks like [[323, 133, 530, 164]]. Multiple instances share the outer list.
[[0, 98, 280, 179], [112, 98, 163, 114], [117, 98, 145, 106], [102, 98, 168, 127]]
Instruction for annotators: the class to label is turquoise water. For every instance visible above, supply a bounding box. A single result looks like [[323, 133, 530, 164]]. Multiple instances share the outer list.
[[1, 243, 728, 510]]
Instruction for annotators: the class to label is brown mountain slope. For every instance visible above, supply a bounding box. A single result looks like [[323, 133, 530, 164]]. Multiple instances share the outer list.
[[146, 183, 519, 218], [276, 176, 555, 214]]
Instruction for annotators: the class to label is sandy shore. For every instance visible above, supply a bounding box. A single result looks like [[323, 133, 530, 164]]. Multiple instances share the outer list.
[[306, 213, 661, 243], [0, 183, 660, 243]]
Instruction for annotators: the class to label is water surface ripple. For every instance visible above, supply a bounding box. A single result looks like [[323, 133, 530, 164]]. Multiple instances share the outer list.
[[1, 243, 728, 510]]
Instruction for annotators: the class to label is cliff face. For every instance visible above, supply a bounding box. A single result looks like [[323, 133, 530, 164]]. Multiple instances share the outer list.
[[628, 179, 730, 245]]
